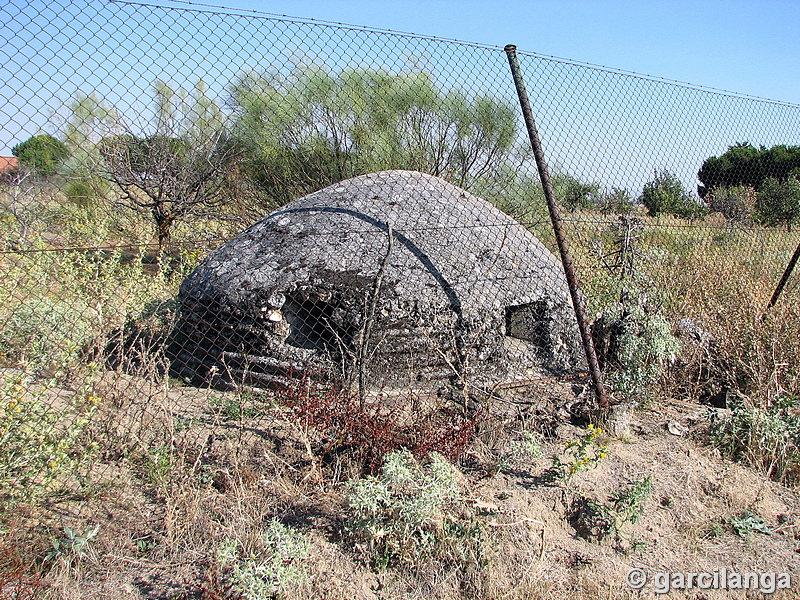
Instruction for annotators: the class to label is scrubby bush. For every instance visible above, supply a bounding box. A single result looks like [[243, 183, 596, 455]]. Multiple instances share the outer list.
[[710, 395, 800, 485], [0, 297, 94, 373], [593, 299, 680, 402], [0, 373, 99, 504], [555, 173, 601, 212], [598, 187, 635, 215], [640, 169, 707, 220], [754, 176, 800, 230], [345, 449, 474, 568], [63, 177, 111, 209], [216, 520, 310, 599], [0, 246, 194, 377]]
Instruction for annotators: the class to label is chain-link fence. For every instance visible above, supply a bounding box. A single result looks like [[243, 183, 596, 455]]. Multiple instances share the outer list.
[[2, 0, 800, 580]]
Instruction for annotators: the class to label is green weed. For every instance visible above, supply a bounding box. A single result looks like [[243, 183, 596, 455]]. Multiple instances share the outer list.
[[709, 395, 800, 484], [0, 373, 99, 505], [209, 392, 266, 420], [144, 444, 173, 485], [729, 510, 773, 537], [44, 526, 99, 564], [705, 510, 773, 538], [216, 520, 310, 599], [574, 476, 653, 542], [544, 425, 608, 485]]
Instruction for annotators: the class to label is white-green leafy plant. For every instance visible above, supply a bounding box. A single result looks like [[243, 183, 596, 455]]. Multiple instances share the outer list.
[[603, 302, 680, 401], [346, 449, 462, 568], [498, 430, 544, 472], [44, 525, 100, 563], [507, 431, 543, 460], [217, 520, 310, 600]]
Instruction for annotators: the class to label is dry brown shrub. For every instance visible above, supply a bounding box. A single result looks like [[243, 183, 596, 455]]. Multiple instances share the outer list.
[[658, 248, 800, 406]]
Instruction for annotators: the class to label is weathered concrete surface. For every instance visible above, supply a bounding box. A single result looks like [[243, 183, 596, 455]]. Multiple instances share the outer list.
[[172, 170, 585, 391]]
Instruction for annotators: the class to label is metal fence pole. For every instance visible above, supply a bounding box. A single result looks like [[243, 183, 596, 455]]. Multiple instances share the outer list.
[[504, 44, 609, 410], [766, 239, 800, 311]]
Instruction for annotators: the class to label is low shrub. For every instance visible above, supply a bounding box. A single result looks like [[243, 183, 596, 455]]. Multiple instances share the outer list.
[[640, 169, 708, 220], [709, 394, 800, 485], [0, 372, 99, 504], [755, 177, 800, 230], [592, 298, 680, 402], [0, 298, 94, 373], [345, 449, 479, 569], [215, 519, 310, 599], [278, 374, 482, 473], [707, 185, 756, 222], [578, 476, 653, 541]]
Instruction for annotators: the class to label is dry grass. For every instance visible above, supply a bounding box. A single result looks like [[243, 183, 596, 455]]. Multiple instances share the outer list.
[[2, 193, 800, 598], [564, 211, 800, 406], [1, 370, 797, 600]]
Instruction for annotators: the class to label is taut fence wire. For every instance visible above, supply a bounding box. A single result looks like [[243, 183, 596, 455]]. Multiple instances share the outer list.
[[2, 0, 800, 567]]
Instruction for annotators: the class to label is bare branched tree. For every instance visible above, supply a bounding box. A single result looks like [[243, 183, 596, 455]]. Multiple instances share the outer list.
[[69, 80, 242, 257], [98, 128, 240, 254], [0, 169, 67, 250]]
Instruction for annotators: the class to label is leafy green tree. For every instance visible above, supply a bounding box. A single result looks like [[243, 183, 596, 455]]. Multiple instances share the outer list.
[[698, 143, 800, 198], [11, 134, 70, 176], [228, 64, 518, 206], [640, 169, 706, 219], [554, 173, 601, 212], [754, 177, 800, 231]]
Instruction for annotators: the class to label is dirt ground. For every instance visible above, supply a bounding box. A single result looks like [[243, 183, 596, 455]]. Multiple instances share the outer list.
[[8, 373, 800, 600]]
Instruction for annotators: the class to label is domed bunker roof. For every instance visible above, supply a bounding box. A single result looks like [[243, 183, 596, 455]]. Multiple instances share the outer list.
[[173, 170, 585, 391]]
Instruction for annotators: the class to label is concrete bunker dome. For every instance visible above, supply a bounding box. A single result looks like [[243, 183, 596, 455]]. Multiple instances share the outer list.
[[173, 170, 585, 390]]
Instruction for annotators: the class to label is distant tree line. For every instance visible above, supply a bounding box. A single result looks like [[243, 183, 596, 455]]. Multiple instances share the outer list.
[[8, 64, 800, 248], [699, 142, 800, 229]]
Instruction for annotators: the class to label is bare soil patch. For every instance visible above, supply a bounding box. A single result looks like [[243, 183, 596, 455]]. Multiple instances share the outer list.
[[5, 373, 800, 600]]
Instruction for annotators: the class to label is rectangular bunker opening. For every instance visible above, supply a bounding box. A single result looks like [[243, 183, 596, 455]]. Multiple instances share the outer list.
[[504, 301, 548, 346], [281, 292, 360, 360]]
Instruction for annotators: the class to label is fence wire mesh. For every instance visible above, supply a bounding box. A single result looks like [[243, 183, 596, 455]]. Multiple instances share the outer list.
[[2, 0, 800, 590]]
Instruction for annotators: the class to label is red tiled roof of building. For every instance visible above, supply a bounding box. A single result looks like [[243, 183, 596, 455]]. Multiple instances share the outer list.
[[0, 156, 19, 174]]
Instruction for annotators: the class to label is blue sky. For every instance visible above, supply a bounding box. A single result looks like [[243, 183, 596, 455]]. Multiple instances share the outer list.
[[3, 0, 800, 195], [175, 0, 800, 105]]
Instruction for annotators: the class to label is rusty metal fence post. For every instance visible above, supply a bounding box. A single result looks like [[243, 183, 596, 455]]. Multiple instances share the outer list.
[[766, 239, 800, 311], [504, 44, 609, 410]]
